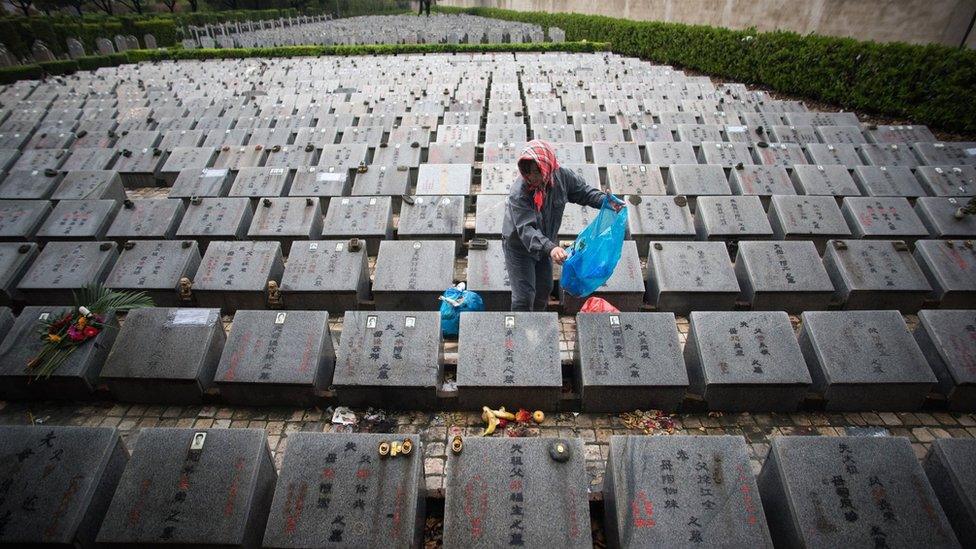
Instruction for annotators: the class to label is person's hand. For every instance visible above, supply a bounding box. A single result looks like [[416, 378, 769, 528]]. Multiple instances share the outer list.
[[607, 194, 625, 212], [550, 246, 569, 265]]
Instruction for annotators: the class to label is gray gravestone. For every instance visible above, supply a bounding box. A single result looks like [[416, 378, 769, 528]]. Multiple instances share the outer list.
[[350, 164, 410, 202], [444, 437, 590, 548], [865, 124, 936, 144], [262, 432, 424, 548], [694, 195, 774, 241], [805, 143, 862, 166], [104, 240, 201, 307], [665, 164, 731, 202], [318, 143, 368, 171], [457, 312, 561, 410], [466, 240, 511, 311], [397, 195, 465, 247], [175, 197, 254, 252], [35, 199, 120, 243], [100, 307, 225, 403], [158, 147, 217, 186], [228, 167, 289, 198], [52, 171, 126, 202], [289, 166, 352, 208], [626, 196, 696, 254], [767, 195, 852, 254], [0, 200, 52, 241], [592, 142, 641, 166], [915, 197, 976, 238], [0, 242, 37, 305], [18, 241, 117, 305], [735, 240, 835, 311], [333, 311, 442, 410], [758, 436, 959, 548], [822, 239, 932, 312], [280, 240, 369, 311], [699, 141, 756, 167], [754, 141, 808, 167], [125, 35, 138, 50], [263, 145, 317, 169], [916, 166, 975, 197], [841, 196, 929, 244], [320, 196, 393, 256], [0, 306, 118, 400], [247, 197, 323, 254], [214, 310, 334, 406], [729, 165, 796, 206], [373, 240, 455, 311], [791, 164, 860, 197], [0, 170, 64, 200], [646, 241, 740, 313], [604, 435, 773, 548], [0, 426, 128, 547], [923, 439, 976, 544], [113, 35, 128, 52], [913, 239, 976, 307], [31, 41, 55, 63], [606, 164, 667, 196], [60, 148, 117, 172], [914, 142, 976, 166], [97, 428, 276, 548], [96, 38, 115, 55], [416, 164, 472, 196], [427, 141, 476, 164], [914, 309, 976, 411], [577, 312, 686, 412], [144, 34, 157, 49], [852, 165, 926, 198], [193, 241, 284, 312], [561, 240, 645, 313], [798, 310, 936, 410], [169, 168, 232, 200], [685, 311, 812, 411], [66, 38, 86, 59], [106, 199, 185, 244]]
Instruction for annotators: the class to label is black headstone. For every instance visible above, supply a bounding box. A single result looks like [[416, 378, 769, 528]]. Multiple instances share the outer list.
[[169, 168, 232, 200], [100, 307, 226, 403], [372, 240, 455, 310], [17, 241, 118, 305], [465, 239, 511, 311], [262, 432, 424, 548], [320, 196, 393, 256], [0, 242, 37, 305], [798, 310, 937, 410], [175, 197, 254, 252], [96, 428, 276, 548], [576, 312, 687, 412], [0, 200, 52, 241], [52, 170, 126, 201], [758, 436, 959, 548], [105, 199, 185, 244], [914, 309, 976, 411], [194, 241, 284, 312], [913, 239, 976, 307], [104, 240, 201, 307], [604, 435, 773, 548], [280, 240, 369, 311], [456, 312, 561, 410], [923, 439, 976, 545], [35, 199, 120, 242], [443, 437, 590, 548], [0, 426, 128, 547], [333, 311, 443, 410]]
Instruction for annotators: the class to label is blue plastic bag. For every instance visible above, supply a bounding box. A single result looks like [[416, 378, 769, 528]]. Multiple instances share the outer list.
[[439, 285, 485, 337], [560, 195, 628, 297]]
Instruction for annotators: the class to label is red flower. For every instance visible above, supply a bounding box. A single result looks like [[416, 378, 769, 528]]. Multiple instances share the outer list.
[[83, 326, 99, 338], [66, 325, 86, 342]]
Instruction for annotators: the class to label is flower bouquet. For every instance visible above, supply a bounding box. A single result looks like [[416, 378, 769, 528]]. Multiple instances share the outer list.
[[28, 284, 154, 379]]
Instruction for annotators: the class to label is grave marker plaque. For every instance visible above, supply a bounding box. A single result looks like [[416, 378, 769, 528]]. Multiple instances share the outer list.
[[100, 307, 225, 403], [606, 164, 666, 196], [113, 148, 165, 188], [456, 312, 561, 410], [913, 239, 976, 307], [320, 196, 393, 255], [0, 200, 52, 241], [865, 124, 936, 144], [728, 165, 796, 205], [694, 195, 774, 241], [262, 432, 424, 548], [229, 167, 290, 198], [914, 310, 976, 411], [916, 166, 975, 197], [852, 165, 925, 198], [798, 310, 936, 410], [416, 163, 472, 195], [646, 241, 740, 313], [0, 426, 128, 547], [247, 196, 323, 253], [604, 435, 773, 548], [96, 428, 276, 548], [478, 163, 519, 195], [213, 145, 266, 171], [592, 142, 641, 166], [791, 164, 860, 197], [859, 143, 919, 167], [371, 141, 422, 168], [685, 311, 812, 411], [577, 312, 687, 412], [104, 240, 201, 307], [214, 310, 334, 406], [0, 242, 36, 304], [35, 199, 120, 242], [805, 143, 862, 166], [158, 147, 216, 186], [923, 438, 976, 543], [0, 170, 63, 200], [915, 197, 976, 238], [561, 240, 645, 313], [52, 170, 126, 201], [444, 437, 590, 548], [175, 197, 253, 251], [373, 240, 455, 310], [18, 241, 117, 305], [699, 141, 755, 167], [758, 436, 959, 548], [465, 239, 511, 311], [397, 195, 465, 246], [754, 142, 807, 167], [914, 142, 976, 166], [280, 240, 369, 311], [735, 240, 835, 311], [428, 141, 477, 164], [627, 196, 696, 253], [194, 241, 284, 312], [333, 311, 442, 410], [823, 239, 931, 311], [289, 166, 350, 208], [767, 195, 852, 254], [0, 305, 118, 400], [106, 199, 185, 243], [666, 164, 731, 201], [350, 165, 408, 202], [169, 168, 232, 199], [841, 196, 929, 243]]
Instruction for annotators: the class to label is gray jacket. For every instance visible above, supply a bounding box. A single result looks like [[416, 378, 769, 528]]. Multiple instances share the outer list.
[[501, 167, 606, 259]]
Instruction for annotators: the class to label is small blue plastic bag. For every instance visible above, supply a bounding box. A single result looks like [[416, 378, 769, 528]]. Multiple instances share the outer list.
[[439, 284, 485, 337], [560, 194, 628, 297]]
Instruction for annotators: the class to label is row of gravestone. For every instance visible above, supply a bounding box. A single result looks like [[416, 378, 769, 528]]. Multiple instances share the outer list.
[[0, 425, 973, 548], [0, 306, 972, 412], [0, 34, 158, 67]]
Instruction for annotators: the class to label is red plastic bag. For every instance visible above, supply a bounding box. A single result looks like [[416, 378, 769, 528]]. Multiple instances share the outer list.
[[580, 297, 619, 313]]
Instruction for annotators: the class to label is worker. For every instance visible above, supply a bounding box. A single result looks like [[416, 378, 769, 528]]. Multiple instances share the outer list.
[[501, 140, 622, 312]]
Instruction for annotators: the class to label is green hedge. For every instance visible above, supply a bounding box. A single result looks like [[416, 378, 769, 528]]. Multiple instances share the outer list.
[[435, 5, 976, 133], [0, 41, 605, 85]]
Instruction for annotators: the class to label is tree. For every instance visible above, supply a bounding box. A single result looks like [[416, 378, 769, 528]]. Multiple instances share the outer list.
[[186, 0, 198, 10], [89, 0, 114, 14], [160, 0, 179, 12], [35, 0, 85, 15], [9, 0, 34, 16], [115, 0, 144, 13]]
